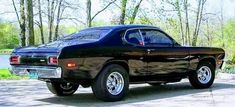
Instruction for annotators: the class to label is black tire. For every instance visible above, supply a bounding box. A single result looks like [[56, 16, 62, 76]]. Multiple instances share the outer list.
[[46, 82, 79, 96], [188, 61, 215, 89], [148, 83, 162, 86], [92, 64, 129, 102]]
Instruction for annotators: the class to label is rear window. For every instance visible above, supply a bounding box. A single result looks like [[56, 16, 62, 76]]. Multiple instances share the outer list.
[[62, 29, 111, 40]]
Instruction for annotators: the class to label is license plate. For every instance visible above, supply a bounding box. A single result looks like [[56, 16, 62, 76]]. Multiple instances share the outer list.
[[29, 70, 38, 79]]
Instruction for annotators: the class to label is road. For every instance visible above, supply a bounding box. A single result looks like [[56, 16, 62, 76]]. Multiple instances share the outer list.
[[0, 79, 235, 107]]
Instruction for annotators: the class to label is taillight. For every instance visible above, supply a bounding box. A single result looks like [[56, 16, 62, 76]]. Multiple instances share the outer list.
[[48, 56, 58, 65], [10, 55, 20, 64]]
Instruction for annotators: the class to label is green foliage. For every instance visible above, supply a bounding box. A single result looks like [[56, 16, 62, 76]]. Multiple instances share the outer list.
[[0, 22, 19, 49], [0, 49, 13, 55], [223, 19, 235, 59], [222, 64, 235, 74], [230, 54, 235, 64], [0, 69, 23, 80]]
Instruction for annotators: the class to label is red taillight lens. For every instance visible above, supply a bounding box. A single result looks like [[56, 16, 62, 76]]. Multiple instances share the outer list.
[[48, 56, 58, 65], [10, 55, 20, 64]]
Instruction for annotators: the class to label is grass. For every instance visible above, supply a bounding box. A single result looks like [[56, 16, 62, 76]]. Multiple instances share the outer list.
[[0, 49, 13, 55], [0, 69, 24, 80]]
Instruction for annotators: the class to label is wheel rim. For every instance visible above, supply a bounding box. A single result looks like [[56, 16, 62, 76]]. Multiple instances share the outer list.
[[60, 83, 73, 90], [106, 72, 124, 95], [197, 66, 212, 84]]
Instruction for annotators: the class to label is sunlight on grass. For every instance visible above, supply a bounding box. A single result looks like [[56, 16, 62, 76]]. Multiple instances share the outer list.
[[0, 69, 26, 80]]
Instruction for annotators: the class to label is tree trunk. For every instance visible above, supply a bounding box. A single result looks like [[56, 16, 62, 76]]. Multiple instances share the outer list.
[[129, 0, 143, 24], [54, 0, 63, 41], [119, 0, 127, 24], [48, 0, 55, 42], [19, 0, 26, 46], [26, 0, 35, 45], [175, 0, 185, 45], [220, 0, 225, 47], [38, 0, 44, 44], [12, 0, 26, 47], [86, 0, 92, 27], [184, 0, 190, 46], [206, 19, 211, 46], [192, 0, 206, 46]]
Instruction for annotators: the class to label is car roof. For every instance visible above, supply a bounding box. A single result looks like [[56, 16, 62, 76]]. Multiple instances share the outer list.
[[81, 25, 161, 31]]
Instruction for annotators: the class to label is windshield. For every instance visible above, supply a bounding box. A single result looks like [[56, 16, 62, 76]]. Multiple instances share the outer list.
[[62, 29, 111, 41]]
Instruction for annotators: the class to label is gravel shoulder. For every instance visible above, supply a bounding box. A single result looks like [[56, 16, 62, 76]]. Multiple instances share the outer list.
[[0, 76, 235, 107]]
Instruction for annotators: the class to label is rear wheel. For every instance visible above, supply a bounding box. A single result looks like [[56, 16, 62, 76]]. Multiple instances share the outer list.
[[91, 64, 129, 102], [188, 61, 215, 89], [46, 82, 79, 96]]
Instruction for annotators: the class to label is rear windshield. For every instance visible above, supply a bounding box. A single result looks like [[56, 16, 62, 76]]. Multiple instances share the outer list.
[[62, 29, 111, 41]]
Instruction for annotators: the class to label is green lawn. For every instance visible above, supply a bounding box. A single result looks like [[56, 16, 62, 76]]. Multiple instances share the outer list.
[[0, 49, 13, 55], [0, 69, 23, 80]]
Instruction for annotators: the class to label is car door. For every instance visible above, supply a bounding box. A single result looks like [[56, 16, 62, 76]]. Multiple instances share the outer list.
[[123, 29, 148, 77], [140, 29, 189, 75]]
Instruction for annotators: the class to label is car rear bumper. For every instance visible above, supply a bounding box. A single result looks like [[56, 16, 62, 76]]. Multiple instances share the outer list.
[[10, 66, 62, 78]]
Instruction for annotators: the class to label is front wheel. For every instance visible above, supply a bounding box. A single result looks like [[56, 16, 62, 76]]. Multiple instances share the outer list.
[[46, 82, 79, 96], [92, 64, 129, 102], [188, 61, 215, 89]]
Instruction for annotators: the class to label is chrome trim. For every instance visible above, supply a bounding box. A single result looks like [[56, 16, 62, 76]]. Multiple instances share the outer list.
[[122, 27, 176, 47], [138, 29, 145, 46], [10, 66, 62, 78]]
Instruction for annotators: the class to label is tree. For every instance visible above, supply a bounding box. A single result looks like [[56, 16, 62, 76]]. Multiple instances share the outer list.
[[54, 0, 64, 41], [184, 0, 190, 45], [86, 0, 117, 27], [26, 0, 35, 45], [192, 0, 207, 46], [165, 0, 185, 45], [86, 0, 92, 27], [37, 0, 44, 44], [129, 0, 143, 24], [12, 0, 26, 47], [119, 0, 127, 24], [0, 22, 19, 48], [47, 0, 55, 42], [220, 0, 225, 47]]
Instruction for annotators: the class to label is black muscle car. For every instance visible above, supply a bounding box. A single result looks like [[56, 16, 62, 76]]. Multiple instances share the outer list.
[[10, 25, 225, 101]]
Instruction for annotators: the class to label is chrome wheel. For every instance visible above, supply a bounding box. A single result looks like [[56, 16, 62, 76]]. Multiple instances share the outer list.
[[106, 72, 124, 95], [197, 66, 212, 84], [60, 83, 73, 90]]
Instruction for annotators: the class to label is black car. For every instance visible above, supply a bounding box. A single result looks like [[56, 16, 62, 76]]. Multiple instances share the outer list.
[[10, 25, 225, 101]]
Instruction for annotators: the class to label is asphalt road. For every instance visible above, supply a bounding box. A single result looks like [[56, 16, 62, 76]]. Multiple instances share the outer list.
[[0, 79, 235, 107]]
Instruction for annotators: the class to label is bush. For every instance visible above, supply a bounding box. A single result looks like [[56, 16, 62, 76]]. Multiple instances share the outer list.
[[232, 54, 235, 64], [0, 22, 19, 49], [223, 64, 235, 74]]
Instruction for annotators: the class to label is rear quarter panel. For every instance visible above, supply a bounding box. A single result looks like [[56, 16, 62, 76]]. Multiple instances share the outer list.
[[188, 47, 225, 71]]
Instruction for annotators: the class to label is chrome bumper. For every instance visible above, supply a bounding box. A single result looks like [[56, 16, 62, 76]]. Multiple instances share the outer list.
[[10, 66, 62, 78]]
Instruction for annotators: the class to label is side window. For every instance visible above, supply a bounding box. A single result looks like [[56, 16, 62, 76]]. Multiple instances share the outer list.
[[141, 30, 173, 46], [125, 29, 143, 45]]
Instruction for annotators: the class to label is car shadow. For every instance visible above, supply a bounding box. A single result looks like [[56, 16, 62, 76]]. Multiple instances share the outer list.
[[37, 81, 235, 106]]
